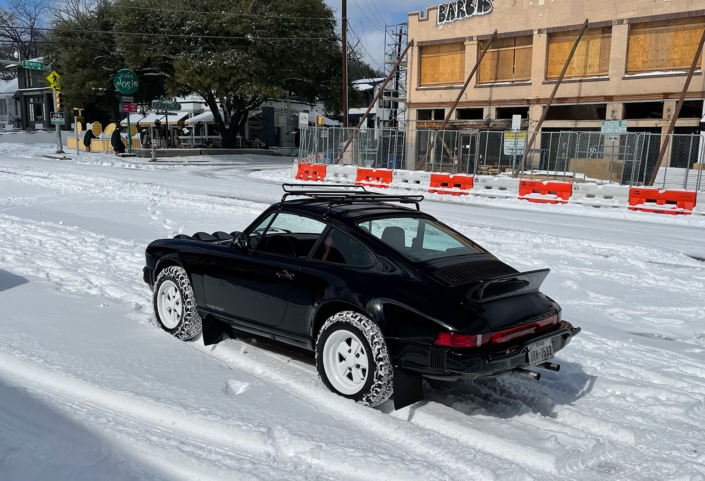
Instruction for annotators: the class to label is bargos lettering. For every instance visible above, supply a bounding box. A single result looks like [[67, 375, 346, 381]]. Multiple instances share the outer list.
[[437, 0, 493, 25]]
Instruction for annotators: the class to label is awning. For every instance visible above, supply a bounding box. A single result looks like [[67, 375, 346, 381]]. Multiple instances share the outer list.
[[185, 109, 261, 124], [119, 113, 146, 126], [135, 111, 190, 126]]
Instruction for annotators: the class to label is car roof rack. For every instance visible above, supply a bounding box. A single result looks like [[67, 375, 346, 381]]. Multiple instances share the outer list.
[[280, 183, 424, 214]]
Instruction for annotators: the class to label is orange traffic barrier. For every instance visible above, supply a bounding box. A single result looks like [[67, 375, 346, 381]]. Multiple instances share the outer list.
[[356, 168, 393, 188], [518, 180, 572, 204], [428, 174, 474, 195], [295, 163, 327, 182], [628, 188, 696, 215]]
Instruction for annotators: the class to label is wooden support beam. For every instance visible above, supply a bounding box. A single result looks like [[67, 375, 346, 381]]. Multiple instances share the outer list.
[[335, 40, 415, 164], [418, 31, 497, 169], [514, 19, 589, 178], [647, 27, 705, 186]]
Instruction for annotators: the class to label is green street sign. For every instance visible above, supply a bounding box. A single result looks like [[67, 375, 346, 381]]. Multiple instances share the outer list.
[[22, 60, 44, 71], [151, 97, 181, 111], [114, 69, 139, 94]]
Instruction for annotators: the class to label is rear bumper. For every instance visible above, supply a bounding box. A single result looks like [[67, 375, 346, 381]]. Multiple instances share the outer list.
[[396, 321, 580, 381]]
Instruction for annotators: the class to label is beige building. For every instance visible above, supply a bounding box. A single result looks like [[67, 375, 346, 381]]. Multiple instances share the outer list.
[[406, 0, 704, 135]]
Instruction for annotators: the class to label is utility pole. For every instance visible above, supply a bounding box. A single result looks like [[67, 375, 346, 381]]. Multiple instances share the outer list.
[[342, 0, 348, 128]]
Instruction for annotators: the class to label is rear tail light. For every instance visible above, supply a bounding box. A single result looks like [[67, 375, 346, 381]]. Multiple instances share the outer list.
[[435, 314, 558, 349], [435, 332, 490, 348], [491, 314, 558, 344]]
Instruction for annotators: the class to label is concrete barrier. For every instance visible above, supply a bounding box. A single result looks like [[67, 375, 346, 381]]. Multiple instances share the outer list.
[[694, 192, 705, 215]]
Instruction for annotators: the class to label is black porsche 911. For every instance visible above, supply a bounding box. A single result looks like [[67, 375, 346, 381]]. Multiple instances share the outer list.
[[143, 184, 580, 409]]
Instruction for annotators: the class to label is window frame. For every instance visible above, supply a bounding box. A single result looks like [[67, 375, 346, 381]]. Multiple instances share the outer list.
[[478, 35, 534, 85], [245, 211, 329, 261], [355, 213, 487, 262], [418, 43, 466, 87], [308, 225, 377, 268]]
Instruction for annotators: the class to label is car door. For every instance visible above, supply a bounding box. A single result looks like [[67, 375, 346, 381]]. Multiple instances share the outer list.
[[281, 227, 377, 337], [203, 212, 326, 328]]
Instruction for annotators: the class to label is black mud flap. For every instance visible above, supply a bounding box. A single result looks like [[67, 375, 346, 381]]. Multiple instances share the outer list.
[[202, 315, 230, 346], [393, 366, 424, 410]]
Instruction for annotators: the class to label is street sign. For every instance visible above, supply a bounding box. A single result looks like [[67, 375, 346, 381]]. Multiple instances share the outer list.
[[22, 60, 44, 71], [511, 114, 521, 131], [504, 131, 526, 155], [298, 112, 308, 129], [50, 112, 65, 126], [114, 69, 139, 94], [120, 96, 134, 103], [121, 103, 138, 113], [151, 97, 181, 110], [601, 120, 627, 135], [46, 71, 61, 89]]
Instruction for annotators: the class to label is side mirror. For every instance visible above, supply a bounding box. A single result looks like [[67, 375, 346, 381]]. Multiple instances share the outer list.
[[233, 232, 248, 250]]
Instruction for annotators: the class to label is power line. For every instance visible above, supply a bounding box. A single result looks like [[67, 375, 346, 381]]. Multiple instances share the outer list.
[[10, 26, 337, 42], [109, 4, 334, 21], [0, 40, 330, 50], [351, 0, 384, 31]]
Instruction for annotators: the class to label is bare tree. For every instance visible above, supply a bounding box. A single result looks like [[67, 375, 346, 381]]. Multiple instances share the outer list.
[[0, 0, 48, 62], [47, 0, 100, 23]]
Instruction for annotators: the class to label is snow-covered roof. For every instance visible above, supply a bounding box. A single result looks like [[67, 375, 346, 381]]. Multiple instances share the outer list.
[[0, 78, 18, 94], [134, 111, 190, 126], [185, 109, 261, 124], [119, 113, 146, 126], [308, 113, 340, 126]]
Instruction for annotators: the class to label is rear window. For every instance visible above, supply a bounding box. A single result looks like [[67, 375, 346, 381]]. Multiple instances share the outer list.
[[358, 216, 483, 261]]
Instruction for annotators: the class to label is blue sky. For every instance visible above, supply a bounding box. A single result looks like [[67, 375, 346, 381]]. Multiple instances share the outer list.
[[0, 0, 433, 68]]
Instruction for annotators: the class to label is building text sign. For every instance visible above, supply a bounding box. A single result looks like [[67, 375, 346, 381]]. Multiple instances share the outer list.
[[437, 0, 493, 25]]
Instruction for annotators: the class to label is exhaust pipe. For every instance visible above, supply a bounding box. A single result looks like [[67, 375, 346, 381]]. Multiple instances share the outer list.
[[539, 362, 560, 372], [514, 367, 540, 381]]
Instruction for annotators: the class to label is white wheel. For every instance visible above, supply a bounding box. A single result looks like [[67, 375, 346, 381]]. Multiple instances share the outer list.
[[157, 280, 183, 329], [153, 266, 202, 340], [316, 311, 393, 407], [322, 329, 370, 395]]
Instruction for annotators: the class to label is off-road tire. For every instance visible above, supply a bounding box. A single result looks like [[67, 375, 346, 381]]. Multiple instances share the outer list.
[[153, 266, 202, 341], [316, 311, 393, 407]]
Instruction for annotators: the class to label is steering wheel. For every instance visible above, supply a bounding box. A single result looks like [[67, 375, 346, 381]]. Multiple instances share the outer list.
[[265, 234, 297, 257]]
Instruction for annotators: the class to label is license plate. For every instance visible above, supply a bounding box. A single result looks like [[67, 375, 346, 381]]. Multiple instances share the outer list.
[[528, 338, 554, 366]]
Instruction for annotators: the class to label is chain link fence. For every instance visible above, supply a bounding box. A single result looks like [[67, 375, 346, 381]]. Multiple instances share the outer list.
[[299, 127, 705, 190]]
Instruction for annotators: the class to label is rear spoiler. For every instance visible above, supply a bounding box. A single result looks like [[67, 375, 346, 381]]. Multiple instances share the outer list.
[[467, 269, 550, 303]]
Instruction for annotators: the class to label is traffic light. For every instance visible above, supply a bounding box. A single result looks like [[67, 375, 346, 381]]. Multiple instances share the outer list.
[[55, 91, 64, 110]]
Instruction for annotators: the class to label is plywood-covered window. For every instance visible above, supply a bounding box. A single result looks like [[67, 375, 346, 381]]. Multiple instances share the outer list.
[[627, 17, 704, 75], [419, 43, 465, 86], [478, 36, 533, 84], [546, 27, 612, 80]]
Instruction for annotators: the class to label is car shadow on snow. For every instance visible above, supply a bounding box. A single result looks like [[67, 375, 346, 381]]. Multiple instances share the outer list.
[[0, 269, 28, 293], [225, 329, 595, 419], [417, 360, 596, 420]]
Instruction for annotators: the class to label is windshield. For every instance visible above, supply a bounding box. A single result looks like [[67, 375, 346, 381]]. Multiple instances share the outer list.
[[358, 216, 483, 261]]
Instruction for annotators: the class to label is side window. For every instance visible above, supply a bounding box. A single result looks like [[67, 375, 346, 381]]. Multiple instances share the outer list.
[[312, 228, 375, 266], [258, 213, 326, 259]]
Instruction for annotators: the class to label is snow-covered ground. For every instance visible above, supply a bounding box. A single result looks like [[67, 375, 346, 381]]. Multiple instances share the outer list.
[[0, 143, 703, 481]]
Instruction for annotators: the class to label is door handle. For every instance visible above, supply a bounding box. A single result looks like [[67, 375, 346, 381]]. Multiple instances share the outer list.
[[276, 270, 295, 280]]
